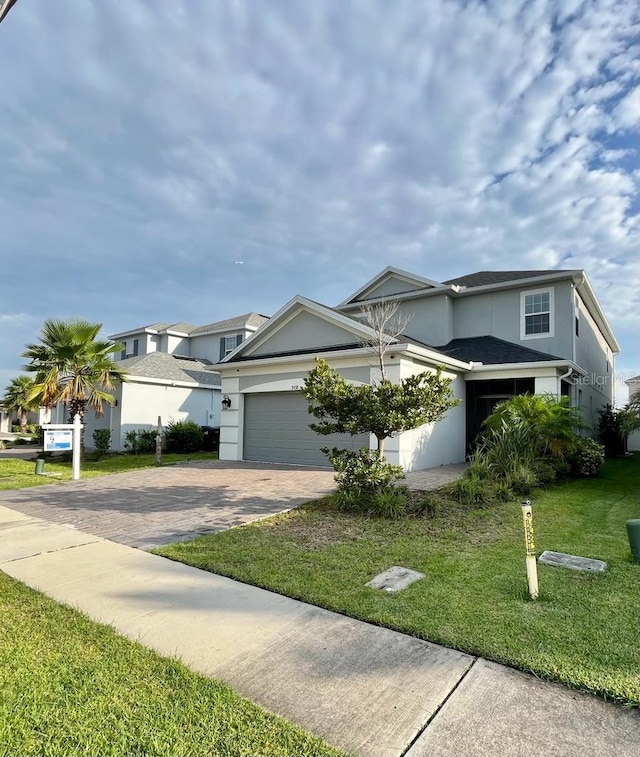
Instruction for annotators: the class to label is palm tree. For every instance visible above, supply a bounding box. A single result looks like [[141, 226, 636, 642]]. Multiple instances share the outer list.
[[22, 318, 128, 423], [1, 375, 39, 433]]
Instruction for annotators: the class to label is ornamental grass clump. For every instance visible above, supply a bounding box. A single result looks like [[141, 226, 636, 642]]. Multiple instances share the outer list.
[[453, 393, 605, 504]]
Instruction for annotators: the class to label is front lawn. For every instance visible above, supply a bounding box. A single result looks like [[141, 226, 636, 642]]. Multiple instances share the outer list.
[[156, 456, 640, 706], [0, 571, 344, 757], [0, 452, 215, 491]]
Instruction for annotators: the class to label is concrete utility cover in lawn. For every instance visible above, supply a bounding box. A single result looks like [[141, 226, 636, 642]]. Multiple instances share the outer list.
[[366, 566, 425, 592], [538, 550, 608, 573]]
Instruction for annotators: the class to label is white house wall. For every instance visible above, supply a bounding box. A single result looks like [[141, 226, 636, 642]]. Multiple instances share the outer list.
[[116, 381, 219, 451], [395, 360, 466, 471]]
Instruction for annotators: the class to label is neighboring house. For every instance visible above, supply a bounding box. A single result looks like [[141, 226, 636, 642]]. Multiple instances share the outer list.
[[48, 352, 221, 451], [626, 375, 640, 453], [109, 313, 269, 364], [213, 267, 619, 471], [63, 312, 267, 450]]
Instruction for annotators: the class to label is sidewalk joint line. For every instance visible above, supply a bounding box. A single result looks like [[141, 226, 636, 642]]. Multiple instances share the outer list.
[[399, 657, 478, 757], [1, 539, 102, 564]]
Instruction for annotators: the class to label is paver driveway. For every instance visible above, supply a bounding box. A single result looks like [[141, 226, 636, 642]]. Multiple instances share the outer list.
[[0, 461, 336, 549]]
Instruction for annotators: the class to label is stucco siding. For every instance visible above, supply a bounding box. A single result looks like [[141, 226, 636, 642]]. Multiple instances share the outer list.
[[396, 295, 454, 346], [395, 361, 465, 471], [357, 276, 429, 300], [452, 282, 574, 359], [115, 382, 218, 451], [247, 311, 360, 357], [573, 292, 614, 412]]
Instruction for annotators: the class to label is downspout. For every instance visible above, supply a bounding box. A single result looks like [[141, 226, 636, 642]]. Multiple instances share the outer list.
[[559, 365, 574, 406]]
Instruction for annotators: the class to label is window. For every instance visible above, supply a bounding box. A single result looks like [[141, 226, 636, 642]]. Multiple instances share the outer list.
[[121, 338, 139, 359], [575, 295, 580, 337], [220, 333, 243, 360], [520, 288, 554, 340]]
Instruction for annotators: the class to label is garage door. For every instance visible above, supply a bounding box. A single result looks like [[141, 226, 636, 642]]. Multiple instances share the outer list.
[[243, 391, 370, 466]]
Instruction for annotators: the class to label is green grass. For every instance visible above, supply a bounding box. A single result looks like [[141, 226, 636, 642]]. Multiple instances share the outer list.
[[0, 452, 216, 491], [0, 571, 345, 757], [156, 456, 640, 706]]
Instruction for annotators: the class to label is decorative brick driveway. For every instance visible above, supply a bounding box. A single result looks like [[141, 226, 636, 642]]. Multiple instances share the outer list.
[[0, 461, 336, 549]]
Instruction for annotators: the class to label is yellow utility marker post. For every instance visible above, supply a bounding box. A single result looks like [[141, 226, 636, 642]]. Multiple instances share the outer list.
[[521, 499, 539, 600]]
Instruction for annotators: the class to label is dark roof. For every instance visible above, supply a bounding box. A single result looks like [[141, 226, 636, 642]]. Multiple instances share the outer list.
[[431, 336, 562, 364], [118, 352, 221, 386], [225, 343, 362, 363], [190, 313, 269, 335], [443, 270, 571, 288]]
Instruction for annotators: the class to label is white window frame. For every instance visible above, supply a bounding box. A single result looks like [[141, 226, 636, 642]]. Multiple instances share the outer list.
[[223, 335, 240, 357], [520, 287, 555, 340]]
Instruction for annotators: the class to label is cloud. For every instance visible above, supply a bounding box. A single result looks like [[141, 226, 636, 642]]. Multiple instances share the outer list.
[[0, 0, 637, 379]]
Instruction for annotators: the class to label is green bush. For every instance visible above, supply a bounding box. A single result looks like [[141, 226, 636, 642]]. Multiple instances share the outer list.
[[570, 438, 605, 477], [368, 486, 409, 518], [449, 474, 489, 506], [164, 420, 204, 454], [92, 428, 112, 459], [326, 447, 404, 493], [505, 465, 538, 495], [124, 429, 158, 455]]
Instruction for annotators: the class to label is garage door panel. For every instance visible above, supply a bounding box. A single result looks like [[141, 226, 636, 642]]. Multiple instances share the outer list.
[[244, 392, 369, 466]]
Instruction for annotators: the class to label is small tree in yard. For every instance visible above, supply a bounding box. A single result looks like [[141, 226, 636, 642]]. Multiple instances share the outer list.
[[302, 359, 459, 512], [1, 376, 39, 433]]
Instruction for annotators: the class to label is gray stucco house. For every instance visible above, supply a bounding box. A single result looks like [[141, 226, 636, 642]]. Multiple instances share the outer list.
[[213, 267, 619, 470]]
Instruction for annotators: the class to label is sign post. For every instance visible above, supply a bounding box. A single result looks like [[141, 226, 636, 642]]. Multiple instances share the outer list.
[[42, 415, 83, 481], [521, 499, 539, 600]]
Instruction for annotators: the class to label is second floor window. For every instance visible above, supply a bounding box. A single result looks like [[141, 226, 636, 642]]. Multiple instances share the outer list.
[[220, 334, 243, 359], [521, 288, 554, 339], [121, 338, 139, 359]]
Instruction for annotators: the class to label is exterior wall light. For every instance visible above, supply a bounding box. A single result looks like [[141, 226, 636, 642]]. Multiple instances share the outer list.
[[221, 394, 232, 410]]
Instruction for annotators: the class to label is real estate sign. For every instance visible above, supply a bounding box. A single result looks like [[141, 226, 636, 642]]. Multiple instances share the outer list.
[[44, 429, 73, 451]]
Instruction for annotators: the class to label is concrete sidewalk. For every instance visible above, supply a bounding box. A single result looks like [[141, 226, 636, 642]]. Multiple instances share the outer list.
[[1, 505, 638, 757]]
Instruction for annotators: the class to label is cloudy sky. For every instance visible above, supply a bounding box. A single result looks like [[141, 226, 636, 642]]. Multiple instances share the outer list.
[[1, 0, 638, 399]]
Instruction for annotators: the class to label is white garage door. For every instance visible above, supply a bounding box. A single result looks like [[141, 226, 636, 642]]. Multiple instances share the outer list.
[[243, 391, 370, 466]]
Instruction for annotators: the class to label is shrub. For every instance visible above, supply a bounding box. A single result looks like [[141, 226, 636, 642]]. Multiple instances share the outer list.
[[164, 420, 204, 454], [326, 447, 404, 495], [410, 492, 440, 517], [449, 475, 489, 506], [368, 486, 409, 518], [597, 405, 625, 458], [570, 438, 605, 477], [92, 428, 112, 459], [505, 465, 538, 495], [124, 429, 158, 455]]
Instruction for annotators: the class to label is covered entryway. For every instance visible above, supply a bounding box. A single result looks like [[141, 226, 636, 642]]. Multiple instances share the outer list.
[[243, 391, 370, 466]]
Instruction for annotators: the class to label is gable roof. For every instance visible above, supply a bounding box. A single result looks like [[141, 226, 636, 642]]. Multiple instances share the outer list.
[[442, 270, 571, 288], [219, 296, 392, 363], [118, 352, 221, 386], [431, 336, 562, 364], [338, 266, 445, 306], [190, 312, 269, 336]]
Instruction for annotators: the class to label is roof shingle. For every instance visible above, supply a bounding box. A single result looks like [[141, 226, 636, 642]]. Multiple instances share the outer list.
[[118, 352, 221, 386]]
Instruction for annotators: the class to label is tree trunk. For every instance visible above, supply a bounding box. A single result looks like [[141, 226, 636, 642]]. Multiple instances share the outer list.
[[67, 397, 86, 452], [19, 410, 28, 433], [376, 436, 386, 460]]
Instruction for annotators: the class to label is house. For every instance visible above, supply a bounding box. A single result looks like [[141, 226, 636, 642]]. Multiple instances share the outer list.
[[49, 313, 269, 451], [626, 375, 640, 453], [109, 313, 269, 364], [48, 352, 222, 451], [213, 267, 619, 470]]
